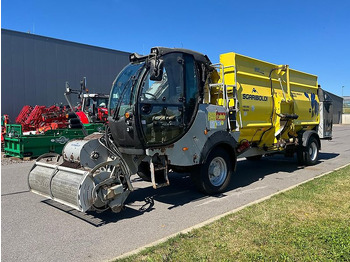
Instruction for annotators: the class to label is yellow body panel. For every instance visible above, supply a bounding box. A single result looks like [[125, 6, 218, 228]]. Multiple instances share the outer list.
[[216, 52, 319, 149]]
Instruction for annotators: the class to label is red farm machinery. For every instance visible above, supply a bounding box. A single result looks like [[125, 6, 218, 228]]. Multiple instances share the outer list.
[[4, 78, 109, 158]]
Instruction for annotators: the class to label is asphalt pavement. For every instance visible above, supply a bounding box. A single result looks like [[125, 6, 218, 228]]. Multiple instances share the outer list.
[[2, 125, 350, 262]]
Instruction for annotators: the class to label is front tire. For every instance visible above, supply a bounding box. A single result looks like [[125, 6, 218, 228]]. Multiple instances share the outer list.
[[192, 148, 233, 195]]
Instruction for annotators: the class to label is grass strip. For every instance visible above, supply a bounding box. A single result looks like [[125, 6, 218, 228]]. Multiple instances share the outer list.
[[116, 165, 350, 261]]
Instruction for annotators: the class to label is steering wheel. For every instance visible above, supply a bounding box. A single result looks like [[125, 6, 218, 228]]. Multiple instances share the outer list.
[[142, 92, 157, 100]]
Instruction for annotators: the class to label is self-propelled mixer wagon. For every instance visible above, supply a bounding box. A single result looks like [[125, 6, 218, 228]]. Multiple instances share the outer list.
[[28, 47, 332, 213]]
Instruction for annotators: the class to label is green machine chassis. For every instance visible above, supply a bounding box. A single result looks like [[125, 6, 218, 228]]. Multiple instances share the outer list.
[[4, 124, 104, 158]]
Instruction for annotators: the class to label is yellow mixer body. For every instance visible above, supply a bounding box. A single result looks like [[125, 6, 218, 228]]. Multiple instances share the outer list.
[[212, 52, 320, 150]]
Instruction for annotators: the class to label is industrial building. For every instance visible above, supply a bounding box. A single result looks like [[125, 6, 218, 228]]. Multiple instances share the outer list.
[[343, 96, 350, 111], [342, 96, 350, 124], [1, 29, 130, 119]]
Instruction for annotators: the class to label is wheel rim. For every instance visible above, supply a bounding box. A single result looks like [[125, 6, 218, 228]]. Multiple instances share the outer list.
[[309, 141, 318, 161], [208, 156, 227, 186]]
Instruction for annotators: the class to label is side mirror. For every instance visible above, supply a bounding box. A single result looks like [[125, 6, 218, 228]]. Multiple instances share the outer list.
[[149, 59, 164, 81]]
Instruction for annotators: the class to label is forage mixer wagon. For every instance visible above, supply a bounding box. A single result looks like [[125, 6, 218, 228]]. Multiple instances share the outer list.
[[27, 47, 332, 213]]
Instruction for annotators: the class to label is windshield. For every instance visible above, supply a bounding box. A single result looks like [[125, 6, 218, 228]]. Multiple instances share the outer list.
[[109, 62, 144, 116]]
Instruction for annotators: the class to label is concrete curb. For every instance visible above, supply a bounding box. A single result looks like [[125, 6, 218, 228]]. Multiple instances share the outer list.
[[112, 162, 350, 261]]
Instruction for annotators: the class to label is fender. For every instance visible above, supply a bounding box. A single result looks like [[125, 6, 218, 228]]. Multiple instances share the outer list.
[[200, 131, 237, 169], [299, 130, 321, 150], [75, 111, 89, 124]]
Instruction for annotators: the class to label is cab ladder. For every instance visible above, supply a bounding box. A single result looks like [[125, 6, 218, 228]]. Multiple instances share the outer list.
[[208, 63, 241, 131]]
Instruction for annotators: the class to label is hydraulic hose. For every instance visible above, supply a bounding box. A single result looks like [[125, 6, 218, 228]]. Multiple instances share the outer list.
[[257, 67, 279, 146], [98, 126, 133, 188]]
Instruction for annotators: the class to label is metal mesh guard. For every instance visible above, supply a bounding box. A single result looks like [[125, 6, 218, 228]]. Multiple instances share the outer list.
[[29, 162, 95, 212]]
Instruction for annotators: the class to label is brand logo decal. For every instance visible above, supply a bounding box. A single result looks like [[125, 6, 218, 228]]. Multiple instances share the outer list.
[[304, 92, 319, 117], [51, 136, 69, 144], [242, 94, 268, 101]]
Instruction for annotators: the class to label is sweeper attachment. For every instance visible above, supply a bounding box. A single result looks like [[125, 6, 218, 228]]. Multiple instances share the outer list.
[[28, 134, 133, 213]]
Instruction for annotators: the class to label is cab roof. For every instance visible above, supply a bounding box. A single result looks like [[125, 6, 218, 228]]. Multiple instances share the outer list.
[[130, 47, 212, 68]]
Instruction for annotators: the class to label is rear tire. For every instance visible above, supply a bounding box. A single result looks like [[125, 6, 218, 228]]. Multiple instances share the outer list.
[[191, 148, 233, 195], [297, 147, 306, 165], [304, 136, 319, 165], [67, 112, 78, 119], [68, 115, 83, 129], [69, 118, 81, 125], [297, 136, 319, 166]]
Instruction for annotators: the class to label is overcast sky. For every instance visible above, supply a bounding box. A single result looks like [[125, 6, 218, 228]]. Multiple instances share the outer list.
[[2, 0, 350, 96]]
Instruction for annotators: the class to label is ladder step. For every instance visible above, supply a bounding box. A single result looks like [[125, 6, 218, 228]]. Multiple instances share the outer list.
[[150, 161, 170, 189]]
